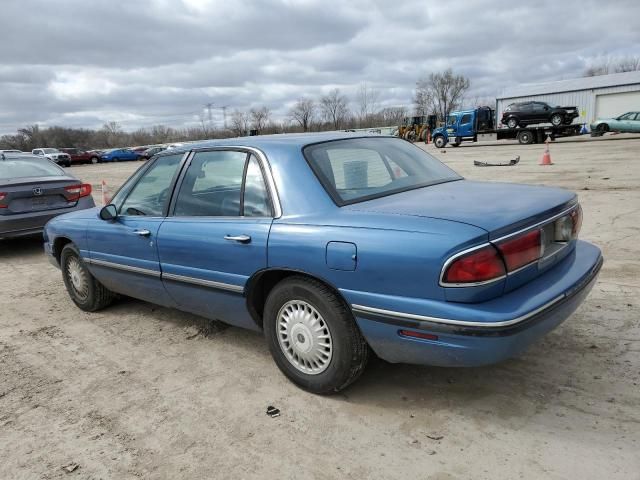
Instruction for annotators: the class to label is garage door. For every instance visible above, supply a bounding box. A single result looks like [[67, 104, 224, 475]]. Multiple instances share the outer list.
[[595, 90, 640, 119]]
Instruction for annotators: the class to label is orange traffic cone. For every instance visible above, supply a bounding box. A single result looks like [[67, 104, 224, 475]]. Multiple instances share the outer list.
[[101, 180, 110, 205], [540, 137, 553, 165]]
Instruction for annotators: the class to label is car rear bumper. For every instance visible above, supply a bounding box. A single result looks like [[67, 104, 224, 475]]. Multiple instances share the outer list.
[[0, 197, 95, 239], [350, 240, 602, 367]]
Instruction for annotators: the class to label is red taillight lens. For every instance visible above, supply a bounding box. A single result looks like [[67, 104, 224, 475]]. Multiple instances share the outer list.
[[496, 229, 541, 271], [0, 192, 6, 208], [443, 245, 506, 284], [64, 183, 92, 201]]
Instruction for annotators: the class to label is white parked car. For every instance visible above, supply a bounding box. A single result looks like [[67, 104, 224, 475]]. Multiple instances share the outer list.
[[31, 148, 72, 167]]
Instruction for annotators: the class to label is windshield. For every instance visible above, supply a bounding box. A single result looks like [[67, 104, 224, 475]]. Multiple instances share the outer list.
[[42, 148, 59, 154], [304, 137, 462, 206], [0, 159, 64, 179]]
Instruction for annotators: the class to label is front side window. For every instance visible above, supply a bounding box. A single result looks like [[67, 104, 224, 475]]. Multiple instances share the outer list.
[[447, 115, 457, 126], [173, 150, 272, 217], [304, 137, 461, 206], [119, 153, 183, 216], [460, 114, 472, 124], [619, 112, 634, 120]]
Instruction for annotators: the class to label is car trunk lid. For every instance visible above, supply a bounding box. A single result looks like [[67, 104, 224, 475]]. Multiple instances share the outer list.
[[344, 180, 577, 239], [0, 177, 82, 215]]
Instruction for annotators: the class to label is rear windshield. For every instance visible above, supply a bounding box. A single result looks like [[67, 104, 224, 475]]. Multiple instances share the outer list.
[[303, 137, 461, 206], [0, 159, 65, 180]]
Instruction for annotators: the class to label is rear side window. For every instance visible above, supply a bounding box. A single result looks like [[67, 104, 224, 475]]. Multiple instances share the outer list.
[[0, 159, 64, 179], [460, 114, 472, 124], [173, 151, 272, 217]]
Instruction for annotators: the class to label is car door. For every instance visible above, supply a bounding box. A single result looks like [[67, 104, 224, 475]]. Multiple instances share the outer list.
[[457, 113, 473, 137], [86, 153, 185, 306], [632, 113, 640, 132], [157, 149, 275, 330]]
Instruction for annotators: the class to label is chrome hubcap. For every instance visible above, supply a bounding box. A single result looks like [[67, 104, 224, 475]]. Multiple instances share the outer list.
[[277, 300, 332, 375], [67, 257, 88, 299]]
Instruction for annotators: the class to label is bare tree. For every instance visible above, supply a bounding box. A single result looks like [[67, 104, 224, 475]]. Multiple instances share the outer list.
[[414, 69, 470, 121], [379, 106, 408, 126], [413, 82, 434, 116], [230, 109, 250, 137], [357, 82, 380, 126], [289, 98, 316, 132], [250, 107, 271, 134], [584, 55, 640, 76], [320, 88, 350, 130]]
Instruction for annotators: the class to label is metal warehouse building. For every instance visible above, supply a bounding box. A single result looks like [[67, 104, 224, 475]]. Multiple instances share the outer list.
[[497, 70, 640, 126]]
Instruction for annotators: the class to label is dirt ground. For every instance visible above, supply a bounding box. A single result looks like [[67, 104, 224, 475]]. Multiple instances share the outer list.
[[1, 136, 639, 480]]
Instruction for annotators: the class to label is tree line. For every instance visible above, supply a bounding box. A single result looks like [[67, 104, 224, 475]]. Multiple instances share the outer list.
[[1, 70, 476, 151]]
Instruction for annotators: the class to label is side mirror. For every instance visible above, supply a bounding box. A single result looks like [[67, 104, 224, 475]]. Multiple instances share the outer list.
[[99, 204, 118, 221]]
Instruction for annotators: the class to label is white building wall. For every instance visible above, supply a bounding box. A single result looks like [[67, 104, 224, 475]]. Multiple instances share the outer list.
[[496, 83, 640, 125]]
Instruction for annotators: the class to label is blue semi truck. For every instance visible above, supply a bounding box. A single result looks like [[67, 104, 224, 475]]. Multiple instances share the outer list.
[[430, 106, 583, 148]]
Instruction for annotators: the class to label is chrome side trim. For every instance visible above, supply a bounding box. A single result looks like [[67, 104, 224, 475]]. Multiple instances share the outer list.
[[351, 294, 565, 329], [85, 258, 161, 277], [162, 272, 244, 293]]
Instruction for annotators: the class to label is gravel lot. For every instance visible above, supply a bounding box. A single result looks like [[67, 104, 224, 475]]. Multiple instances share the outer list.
[[1, 136, 639, 479]]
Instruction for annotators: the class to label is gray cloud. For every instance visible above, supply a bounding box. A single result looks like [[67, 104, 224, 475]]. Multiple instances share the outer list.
[[1, 0, 639, 133]]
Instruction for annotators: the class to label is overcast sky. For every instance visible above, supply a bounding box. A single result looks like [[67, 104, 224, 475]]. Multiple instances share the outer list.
[[1, 0, 639, 134]]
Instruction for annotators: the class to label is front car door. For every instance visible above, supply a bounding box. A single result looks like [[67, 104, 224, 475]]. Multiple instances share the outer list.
[[86, 153, 185, 306], [457, 113, 473, 137], [157, 148, 276, 330]]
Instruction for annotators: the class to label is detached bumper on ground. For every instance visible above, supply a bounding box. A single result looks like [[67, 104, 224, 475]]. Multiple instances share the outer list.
[[350, 240, 602, 367]]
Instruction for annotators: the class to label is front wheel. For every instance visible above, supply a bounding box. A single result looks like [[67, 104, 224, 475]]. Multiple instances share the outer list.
[[597, 123, 609, 134], [61, 244, 116, 312], [507, 117, 518, 129], [91, 156, 99, 164], [550, 113, 563, 126], [263, 276, 369, 394], [433, 135, 447, 149]]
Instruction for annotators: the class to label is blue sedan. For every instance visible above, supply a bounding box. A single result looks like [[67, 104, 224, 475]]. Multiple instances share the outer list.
[[43, 133, 602, 393], [100, 148, 140, 162]]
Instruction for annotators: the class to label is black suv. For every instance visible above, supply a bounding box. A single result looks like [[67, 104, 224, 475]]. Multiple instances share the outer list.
[[501, 101, 579, 128]]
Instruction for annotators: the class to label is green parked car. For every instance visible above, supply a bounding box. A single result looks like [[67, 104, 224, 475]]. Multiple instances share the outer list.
[[591, 111, 640, 135]]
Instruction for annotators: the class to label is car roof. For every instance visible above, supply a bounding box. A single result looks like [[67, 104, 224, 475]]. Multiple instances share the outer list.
[[170, 132, 392, 155]]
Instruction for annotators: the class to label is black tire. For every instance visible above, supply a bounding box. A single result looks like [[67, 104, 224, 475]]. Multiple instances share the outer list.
[[517, 130, 534, 145], [61, 244, 116, 312], [433, 135, 446, 149], [263, 276, 369, 394], [597, 123, 609, 134], [91, 156, 99, 164], [506, 117, 519, 129], [550, 113, 563, 126]]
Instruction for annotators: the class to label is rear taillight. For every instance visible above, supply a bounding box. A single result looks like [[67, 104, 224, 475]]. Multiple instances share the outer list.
[[0, 192, 6, 208], [496, 229, 542, 272], [64, 183, 92, 201], [442, 245, 506, 284], [570, 204, 582, 238]]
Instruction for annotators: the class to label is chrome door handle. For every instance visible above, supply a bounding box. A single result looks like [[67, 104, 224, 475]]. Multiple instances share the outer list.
[[133, 229, 151, 237], [224, 234, 251, 243]]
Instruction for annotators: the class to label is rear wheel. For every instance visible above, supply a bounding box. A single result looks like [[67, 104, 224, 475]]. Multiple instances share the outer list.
[[90, 156, 99, 164], [112, 157, 119, 162], [263, 276, 369, 394], [550, 113, 563, 126], [517, 130, 534, 145], [61, 244, 116, 312]]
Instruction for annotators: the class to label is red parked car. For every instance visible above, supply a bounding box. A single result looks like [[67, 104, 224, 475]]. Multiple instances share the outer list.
[[59, 148, 101, 165]]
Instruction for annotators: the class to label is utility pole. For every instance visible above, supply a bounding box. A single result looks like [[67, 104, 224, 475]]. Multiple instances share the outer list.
[[204, 102, 214, 123], [221, 105, 228, 129]]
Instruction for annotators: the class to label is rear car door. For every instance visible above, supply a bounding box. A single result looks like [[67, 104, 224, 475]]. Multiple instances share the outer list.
[[157, 149, 275, 330], [85, 153, 184, 306]]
